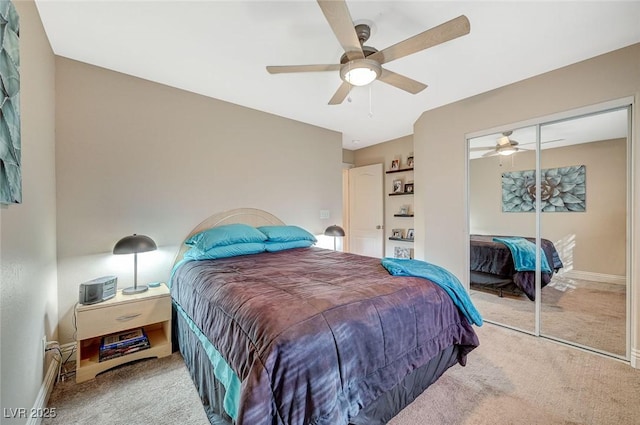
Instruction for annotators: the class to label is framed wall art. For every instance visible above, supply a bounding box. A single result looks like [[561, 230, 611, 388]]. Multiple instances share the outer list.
[[502, 165, 586, 212], [406, 155, 414, 168], [0, 1, 21, 204], [392, 179, 403, 193]]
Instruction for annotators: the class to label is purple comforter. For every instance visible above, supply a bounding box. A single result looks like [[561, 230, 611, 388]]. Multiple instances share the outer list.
[[171, 247, 479, 425], [470, 235, 564, 300]]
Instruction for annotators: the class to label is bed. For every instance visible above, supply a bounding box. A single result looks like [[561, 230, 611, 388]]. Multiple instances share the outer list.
[[469, 234, 564, 300], [170, 208, 480, 425]]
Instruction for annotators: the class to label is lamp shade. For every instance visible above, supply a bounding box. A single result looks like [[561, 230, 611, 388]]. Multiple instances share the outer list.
[[113, 234, 157, 255], [113, 234, 157, 295], [324, 225, 345, 237]]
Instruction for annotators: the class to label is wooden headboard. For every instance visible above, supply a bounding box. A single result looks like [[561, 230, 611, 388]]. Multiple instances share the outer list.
[[172, 208, 285, 267]]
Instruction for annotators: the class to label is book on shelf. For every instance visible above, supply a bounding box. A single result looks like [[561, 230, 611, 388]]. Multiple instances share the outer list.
[[101, 327, 148, 350], [98, 327, 151, 362], [99, 340, 151, 362]]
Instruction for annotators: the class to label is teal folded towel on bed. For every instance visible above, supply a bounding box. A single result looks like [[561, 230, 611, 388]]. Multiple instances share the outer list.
[[492, 237, 552, 273], [381, 258, 483, 326]]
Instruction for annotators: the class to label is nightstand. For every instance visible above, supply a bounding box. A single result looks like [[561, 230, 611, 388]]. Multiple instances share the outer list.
[[75, 283, 172, 383]]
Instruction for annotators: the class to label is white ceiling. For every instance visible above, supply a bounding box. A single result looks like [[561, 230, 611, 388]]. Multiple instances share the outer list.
[[35, 1, 640, 150]]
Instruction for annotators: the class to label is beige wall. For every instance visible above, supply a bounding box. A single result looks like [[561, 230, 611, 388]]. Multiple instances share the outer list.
[[342, 148, 355, 165], [55, 58, 343, 343], [414, 43, 640, 365], [353, 135, 413, 257], [470, 138, 627, 277], [0, 1, 57, 422]]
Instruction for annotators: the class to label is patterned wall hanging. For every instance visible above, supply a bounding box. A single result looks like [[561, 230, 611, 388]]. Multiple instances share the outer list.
[[0, 0, 20, 204], [502, 165, 586, 212]]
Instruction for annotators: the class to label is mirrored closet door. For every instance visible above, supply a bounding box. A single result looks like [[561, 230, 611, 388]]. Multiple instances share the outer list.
[[468, 104, 630, 359], [539, 108, 629, 357], [468, 125, 538, 333]]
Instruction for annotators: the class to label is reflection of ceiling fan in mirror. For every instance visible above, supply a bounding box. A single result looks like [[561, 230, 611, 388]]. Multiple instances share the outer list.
[[266, 0, 471, 105], [471, 131, 525, 157]]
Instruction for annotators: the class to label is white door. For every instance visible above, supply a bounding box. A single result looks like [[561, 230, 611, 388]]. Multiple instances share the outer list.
[[348, 164, 384, 257]]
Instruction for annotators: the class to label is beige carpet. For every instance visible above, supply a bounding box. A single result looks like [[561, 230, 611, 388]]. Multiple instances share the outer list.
[[471, 275, 626, 356], [45, 324, 640, 425]]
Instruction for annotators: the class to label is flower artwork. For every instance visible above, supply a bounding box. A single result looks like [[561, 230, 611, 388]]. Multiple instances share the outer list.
[[502, 165, 586, 212], [0, 1, 21, 204]]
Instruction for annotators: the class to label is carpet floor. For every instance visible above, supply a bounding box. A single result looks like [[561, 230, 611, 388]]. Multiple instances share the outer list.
[[471, 275, 626, 356], [44, 324, 640, 425]]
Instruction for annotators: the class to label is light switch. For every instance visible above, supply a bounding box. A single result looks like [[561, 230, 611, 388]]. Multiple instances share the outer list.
[[320, 210, 330, 219]]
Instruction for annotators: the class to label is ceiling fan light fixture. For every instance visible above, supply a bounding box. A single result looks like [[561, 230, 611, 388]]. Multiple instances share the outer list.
[[498, 147, 517, 156], [340, 59, 381, 86]]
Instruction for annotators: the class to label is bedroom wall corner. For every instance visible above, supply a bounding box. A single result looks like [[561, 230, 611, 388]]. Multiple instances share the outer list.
[[0, 0, 58, 422]]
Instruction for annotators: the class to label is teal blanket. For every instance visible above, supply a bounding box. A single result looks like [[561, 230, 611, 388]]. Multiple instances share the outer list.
[[381, 258, 483, 326], [493, 237, 551, 273]]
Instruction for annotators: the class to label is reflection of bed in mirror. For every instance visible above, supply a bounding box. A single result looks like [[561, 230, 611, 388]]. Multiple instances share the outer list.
[[171, 208, 480, 425], [470, 235, 563, 300]]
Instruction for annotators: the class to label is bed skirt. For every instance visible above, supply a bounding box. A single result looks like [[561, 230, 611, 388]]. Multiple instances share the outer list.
[[174, 304, 461, 425]]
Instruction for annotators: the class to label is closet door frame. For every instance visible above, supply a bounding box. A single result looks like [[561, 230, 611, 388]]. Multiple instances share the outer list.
[[466, 96, 633, 361]]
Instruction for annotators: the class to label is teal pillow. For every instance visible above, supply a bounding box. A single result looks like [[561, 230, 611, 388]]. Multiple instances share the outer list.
[[183, 243, 266, 260], [185, 224, 267, 253], [265, 240, 314, 252], [257, 225, 317, 243]]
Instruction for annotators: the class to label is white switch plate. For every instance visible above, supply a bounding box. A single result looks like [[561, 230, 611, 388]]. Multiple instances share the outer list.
[[320, 210, 330, 219]]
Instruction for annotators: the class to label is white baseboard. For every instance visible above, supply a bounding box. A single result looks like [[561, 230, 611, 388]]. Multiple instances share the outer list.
[[27, 355, 59, 425], [561, 269, 626, 285]]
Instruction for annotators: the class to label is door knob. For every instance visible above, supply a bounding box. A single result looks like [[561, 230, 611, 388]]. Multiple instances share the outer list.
[[376, 225, 383, 229]]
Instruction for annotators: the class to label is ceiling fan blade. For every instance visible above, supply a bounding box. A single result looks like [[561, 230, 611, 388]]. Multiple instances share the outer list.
[[369, 15, 470, 65], [317, 0, 364, 61], [470, 146, 496, 152], [266, 64, 341, 74], [328, 81, 352, 105], [481, 150, 499, 158], [378, 68, 427, 94]]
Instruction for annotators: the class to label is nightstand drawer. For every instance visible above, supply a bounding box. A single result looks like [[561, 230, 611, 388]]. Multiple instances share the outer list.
[[76, 296, 171, 340]]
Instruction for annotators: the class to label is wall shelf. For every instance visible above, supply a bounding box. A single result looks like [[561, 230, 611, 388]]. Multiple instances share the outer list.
[[393, 214, 414, 217], [386, 168, 414, 174], [389, 237, 414, 242], [389, 192, 414, 196]]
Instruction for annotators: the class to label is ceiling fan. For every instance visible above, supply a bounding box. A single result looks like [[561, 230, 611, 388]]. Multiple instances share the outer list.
[[266, 0, 470, 105], [471, 131, 525, 157]]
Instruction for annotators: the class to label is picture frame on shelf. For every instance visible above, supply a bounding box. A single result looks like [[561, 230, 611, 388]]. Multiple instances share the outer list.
[[398, 205, 409, 215], [391, 229, 404, 239], [404, 183, 414, 193], [394, 247, 412, 259], [392, 179, 403, 193], [407, 155, 414, 168], [406, 228, 415, 240], [390, 159, 400, 170]]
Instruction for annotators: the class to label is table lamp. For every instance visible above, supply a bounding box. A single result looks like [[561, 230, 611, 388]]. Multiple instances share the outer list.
[[113, 234, 157, 294], [324, 225, 345, 251]]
